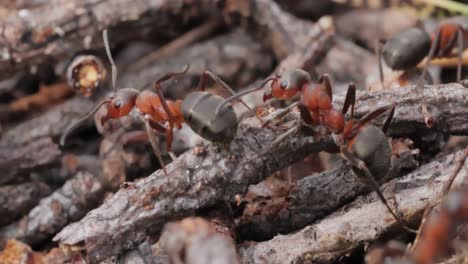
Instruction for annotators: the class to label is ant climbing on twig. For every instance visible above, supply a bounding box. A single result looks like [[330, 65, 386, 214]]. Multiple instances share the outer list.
[[61, 30, 253, 175], [218, 69, 416, 233], [379, 16, 468, 125]]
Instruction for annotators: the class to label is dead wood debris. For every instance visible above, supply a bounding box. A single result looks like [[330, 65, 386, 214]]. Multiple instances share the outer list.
[[239, 148, 468, 263], [119, 30, 274, 98], [0, 97, 93, 146], [236, 139, 419, 241], [223, 0, 326, 60], [0, 137, 61, 185], [0, 0, 217, 80], [0, 239, 85, 264], [0, 181, 52, 227], [53, 80, 467, 262], [160, 217, 239, 264], [0, 171, 105, 246]]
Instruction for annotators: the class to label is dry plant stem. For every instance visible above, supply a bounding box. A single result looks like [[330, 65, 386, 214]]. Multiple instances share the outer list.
[[54, 81, 468, 263], [0, 181, 52, 227], [0, 172, 105, 246], [0, 97, 94, 147], [0, 137, 61, 185], [0, 0, 216, 80], [239, 148, 468, 264], [160, 217, 240, 264]]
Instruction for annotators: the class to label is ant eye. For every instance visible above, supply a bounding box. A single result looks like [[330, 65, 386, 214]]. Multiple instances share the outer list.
[[280, 80, 288, 89], [114, 100, 122, 108]]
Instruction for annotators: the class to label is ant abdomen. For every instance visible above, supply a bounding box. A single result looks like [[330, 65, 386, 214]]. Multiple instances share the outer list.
[[181, 92, 238, 142], [382, 27, 431, 70], [350, 125, 392, 181]]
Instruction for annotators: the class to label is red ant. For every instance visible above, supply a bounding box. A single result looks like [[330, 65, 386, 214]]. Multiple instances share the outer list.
[[61, 30, 251, 175], [366, 189, 468, 264], [379, 16, 468, 124], [218, 69, 416, 233]]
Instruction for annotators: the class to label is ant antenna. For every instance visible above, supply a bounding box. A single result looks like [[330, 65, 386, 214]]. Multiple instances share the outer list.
[[103, 29, 117, 93], [215, 76, 276, 115], [60, 100, 111, 147]]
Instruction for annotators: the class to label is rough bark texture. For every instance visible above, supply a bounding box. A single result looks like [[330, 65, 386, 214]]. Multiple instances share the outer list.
[[119, 30, 274, 98], [0, 137, 61, 185], [0, 97, 93, 146], [338, 82, 468, 136], [0, 181, 52, 227], [53, 81, 468, 263], [53, 109, 337, 263], [236, 140, 419, 241], [239, 148, 468, 263], [0, 172, 105, 246], [0, 0, 217, 80], [160, 217, 239, 264], [223, 0, 328, 61]]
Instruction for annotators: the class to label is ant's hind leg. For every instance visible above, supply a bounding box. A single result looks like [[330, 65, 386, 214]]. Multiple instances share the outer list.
[[340, 147, 417, 234]]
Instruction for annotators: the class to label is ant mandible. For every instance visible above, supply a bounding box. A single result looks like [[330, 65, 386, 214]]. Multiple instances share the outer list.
[[218, 69, 415, 233], [61, 30, 252, 175]]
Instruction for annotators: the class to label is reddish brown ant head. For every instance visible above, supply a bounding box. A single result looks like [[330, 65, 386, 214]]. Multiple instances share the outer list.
[[270, 69, 311, 100], [101, 88, 139, 125]]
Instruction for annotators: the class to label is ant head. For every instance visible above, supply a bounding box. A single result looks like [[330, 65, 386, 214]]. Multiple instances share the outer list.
[[101, 88, 139, 125], [270, 69, 311, 99]]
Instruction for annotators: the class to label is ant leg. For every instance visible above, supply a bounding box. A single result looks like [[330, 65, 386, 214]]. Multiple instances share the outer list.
[[262, 104, 312, 154], [348, 104, 394, 139], [342, 83, 356, 115], [145, 120, 168, 176], [382, 103, 396, 135], [318, 74, 333, 101], [165, 123, 174, 153], [418, 29, 441, 127], [262, 101, 299, 128], [215, 76, 277, 115], [198, 71, 256, 114], [340, 146, 417, 233], [377, 39, 386, 91], [153, 68, 189, 132], [148, 119, 175, 159], [456, 26, 464, 83]]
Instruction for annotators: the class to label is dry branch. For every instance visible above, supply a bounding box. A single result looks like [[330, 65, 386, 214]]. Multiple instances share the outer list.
[[236, 139, 418, 241], [0, 171, 105, 246], [0, 181, 52, 227], [54, 109, 337, 263], [0, 0, 216, 80], [0, 97, 93, 147], [223, 0, 326, 60], [54, 81, 468, 263], [337, 82, 468, 136], [239, 148, 468, 263], [0, 137, 61, 185]]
